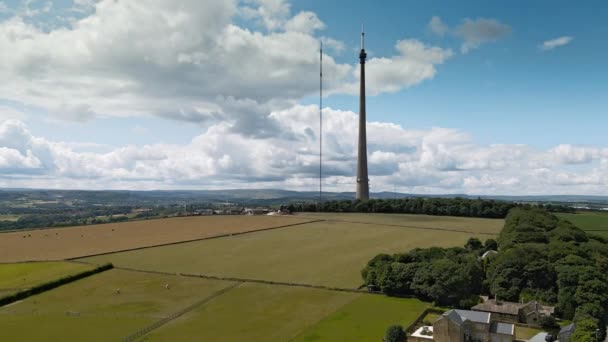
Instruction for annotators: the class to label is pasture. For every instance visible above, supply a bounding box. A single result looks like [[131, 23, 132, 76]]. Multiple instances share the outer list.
[[299, 212, 504, 235], [0, 261, 94, 297], [292, 295, 431, 341], [142, 282, 360, 341], [556, 211, 608, 238], [0, 269, 234, 341], [82, 218, 499, 289], [0, 215, 313, 262]]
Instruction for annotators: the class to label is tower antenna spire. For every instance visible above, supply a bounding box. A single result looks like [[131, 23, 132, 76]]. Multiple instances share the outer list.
[[319, 40, 323, 210], [361, 24, 365, 50]]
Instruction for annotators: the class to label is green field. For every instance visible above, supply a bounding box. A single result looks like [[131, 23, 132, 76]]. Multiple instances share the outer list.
[[299, 212, 504, 234], [0, 269, 234, 341], [293, 295, 431, 341], [556, 211, 608, 238], [142, 283, 360, 341], [82, 217, 499, 288], [0, 261, 94, 296], [2, 213, 505, 341]]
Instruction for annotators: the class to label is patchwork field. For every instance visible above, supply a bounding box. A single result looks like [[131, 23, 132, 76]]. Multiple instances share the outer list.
[[556, 211, 608, 238], [0, 261, 94, 297], [0, 215, 313, 262], [0, 213, 505, 341], [0, 269, 234, 341], [83, 219, 498, 288]]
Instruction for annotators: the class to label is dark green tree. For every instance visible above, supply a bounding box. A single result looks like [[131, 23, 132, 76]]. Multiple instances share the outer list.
[[465, 237, 483, 251], [384, 325, 406, 342]]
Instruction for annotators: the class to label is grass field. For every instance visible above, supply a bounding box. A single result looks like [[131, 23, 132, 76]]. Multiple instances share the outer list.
[[0, 213, 505, 340], [0, 215, 314, 262], [83, 217, 499, 288], [556, 211, 608, 238], [298, 212, 504, 235], [293, 295, 430, 341], [0, 269, 234, 341], [515, 325, 543, 340], [0, 261, 94, 296], [142, 282, 360, 341]]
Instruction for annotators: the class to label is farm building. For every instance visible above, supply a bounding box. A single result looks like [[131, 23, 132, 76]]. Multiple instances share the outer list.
[[471, 299, 554, 325], [432, 309, 514, 342]]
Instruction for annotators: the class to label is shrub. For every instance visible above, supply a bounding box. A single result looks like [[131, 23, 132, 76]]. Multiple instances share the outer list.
[[384, 325, 406, 342]]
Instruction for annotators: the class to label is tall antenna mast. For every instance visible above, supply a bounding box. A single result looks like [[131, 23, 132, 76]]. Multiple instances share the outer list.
[[361, 23, 365, 49], [319, 40, 323, 210]]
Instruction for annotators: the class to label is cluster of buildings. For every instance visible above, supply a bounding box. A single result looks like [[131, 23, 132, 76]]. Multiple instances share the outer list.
[[410, 298, 576, 342], [188, 206, 291, 216]]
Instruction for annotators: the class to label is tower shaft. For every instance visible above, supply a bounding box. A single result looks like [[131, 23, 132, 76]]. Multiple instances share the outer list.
[[356, 30, 369, 201]]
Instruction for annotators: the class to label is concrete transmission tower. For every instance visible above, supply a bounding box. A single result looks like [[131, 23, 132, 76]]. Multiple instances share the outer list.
[[356, 27, 369, 201]]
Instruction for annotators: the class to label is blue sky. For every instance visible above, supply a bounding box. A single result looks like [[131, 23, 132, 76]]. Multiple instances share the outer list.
[[0, 0, 607, 194], [294, 0, 608, 148]]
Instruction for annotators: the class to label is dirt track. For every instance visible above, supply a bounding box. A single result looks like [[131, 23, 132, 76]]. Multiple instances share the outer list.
[[0, 215, 313, 262]]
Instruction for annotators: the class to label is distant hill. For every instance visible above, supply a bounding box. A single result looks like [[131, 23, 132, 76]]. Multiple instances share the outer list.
[[1, 188, 608, 207]]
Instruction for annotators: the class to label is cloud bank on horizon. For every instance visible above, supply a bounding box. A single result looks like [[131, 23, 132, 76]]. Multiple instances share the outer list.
[[0, 0, 604, 195]]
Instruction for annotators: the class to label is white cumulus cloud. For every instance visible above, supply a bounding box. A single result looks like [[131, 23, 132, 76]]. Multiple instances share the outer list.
[[539, 36, 573, 51], [1, 111, 608, 195]]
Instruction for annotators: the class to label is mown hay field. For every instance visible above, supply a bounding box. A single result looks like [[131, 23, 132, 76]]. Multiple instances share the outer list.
[[0, 261, 94, 297], [0, 215, 314, 262], [0, 269, 234, 341], [298, 212, 504, 234], [83, 216, 501, 288], [141, 282, 360, 342]]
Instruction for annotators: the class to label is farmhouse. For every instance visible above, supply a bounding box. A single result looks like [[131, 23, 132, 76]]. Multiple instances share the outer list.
[[432, 309, 514, 342], [471, 298, 554, 325]]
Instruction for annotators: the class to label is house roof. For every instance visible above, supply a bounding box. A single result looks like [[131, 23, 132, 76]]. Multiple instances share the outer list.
[[560, 323, 576, 334], [444, 309, 491, 325], [472, 300, 521, 315], [490, 322, 515, 336], [481, 250, 498, 259], [472, 299, 555, 316], [444, 310, 463, 324]]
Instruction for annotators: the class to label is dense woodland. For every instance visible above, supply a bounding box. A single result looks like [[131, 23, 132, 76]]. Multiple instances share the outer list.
[[363, 208, 608, 341], [292, 198, 575, 218]]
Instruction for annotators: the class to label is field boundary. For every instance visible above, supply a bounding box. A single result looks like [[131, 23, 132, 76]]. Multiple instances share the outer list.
[[122, 282, 242, 342], [0, 263, 113, 307], [405, 307, 445, 335], [317, 218, 499, 236], [86, 264, 380, 295], [0, 213, 310, 234], [38, 219, 318, 262]]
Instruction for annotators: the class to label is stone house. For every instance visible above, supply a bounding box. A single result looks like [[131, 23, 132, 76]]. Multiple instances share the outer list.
[[471, 299, 554, 325], [432, 309, 514, 342]]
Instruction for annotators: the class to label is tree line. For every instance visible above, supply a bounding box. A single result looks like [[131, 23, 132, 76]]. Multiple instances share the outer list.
[[362, 207, 608, 341], [290, 197, 575, 218]]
